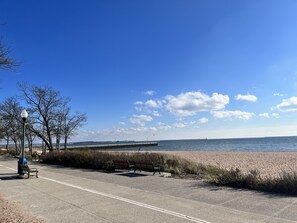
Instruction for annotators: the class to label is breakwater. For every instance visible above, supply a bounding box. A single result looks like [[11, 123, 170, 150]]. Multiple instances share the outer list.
[[67, 142, 158, 150]]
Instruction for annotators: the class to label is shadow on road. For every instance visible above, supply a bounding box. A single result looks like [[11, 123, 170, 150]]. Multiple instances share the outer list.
[[189, 181, 296, 198], [0, 173, 22, 181], [115, 172, 148, 177]]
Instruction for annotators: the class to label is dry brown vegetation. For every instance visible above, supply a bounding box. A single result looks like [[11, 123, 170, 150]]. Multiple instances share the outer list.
[[41, 150, 297, 195]]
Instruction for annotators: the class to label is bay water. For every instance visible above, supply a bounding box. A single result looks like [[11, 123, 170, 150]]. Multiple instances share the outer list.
[[73, 136, 297, 152]]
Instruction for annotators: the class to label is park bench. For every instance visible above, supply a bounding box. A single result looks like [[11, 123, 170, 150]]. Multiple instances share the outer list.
[[19, 164, 39, 178], [134, 162, 161, 175], [112, 160, 136, 172], [31, 152, 41, 161]]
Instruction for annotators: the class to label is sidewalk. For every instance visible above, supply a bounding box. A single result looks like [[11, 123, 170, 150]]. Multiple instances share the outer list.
[[1, 156, 297, 223]]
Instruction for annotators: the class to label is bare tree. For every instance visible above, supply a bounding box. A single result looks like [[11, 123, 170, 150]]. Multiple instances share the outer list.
[[0, 118, 10, 151], [19, 83, 63, 152], [0, 97, 23, 154], [0, 38, 18, 146], [25, 119, 36, 155], [18, 83, 87, 153], [0, 117, 6, 149], [53, 100, 69, 152], [62, 110, 87, 151], [0, 40, 17, 70]]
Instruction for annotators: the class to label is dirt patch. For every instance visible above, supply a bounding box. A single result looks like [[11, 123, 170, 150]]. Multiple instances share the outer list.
[[0, 193, 46, 223]]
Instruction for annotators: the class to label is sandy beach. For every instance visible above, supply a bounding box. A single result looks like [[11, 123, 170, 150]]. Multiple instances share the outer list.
[[159, 151, 297, 178]]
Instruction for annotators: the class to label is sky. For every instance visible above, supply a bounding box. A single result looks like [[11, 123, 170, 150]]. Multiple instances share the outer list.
[[1, 0, 297, 141]]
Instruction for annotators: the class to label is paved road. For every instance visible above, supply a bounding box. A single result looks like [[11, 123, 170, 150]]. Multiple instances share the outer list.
[[0, 157, 297, 223]]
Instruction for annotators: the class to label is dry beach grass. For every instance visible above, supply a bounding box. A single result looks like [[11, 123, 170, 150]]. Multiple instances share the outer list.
[[40, 150, 297, 194], [161, 151, 297, 178]]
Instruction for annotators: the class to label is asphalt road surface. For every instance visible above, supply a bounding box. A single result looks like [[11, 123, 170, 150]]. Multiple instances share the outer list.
[[0, 157, 297, 223]]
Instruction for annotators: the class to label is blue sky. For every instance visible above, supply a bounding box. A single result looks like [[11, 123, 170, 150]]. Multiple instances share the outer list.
[[1, 1, 297, 141]]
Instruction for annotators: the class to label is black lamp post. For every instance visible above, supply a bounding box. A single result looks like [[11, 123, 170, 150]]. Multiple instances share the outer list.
[[20, 109, 28, 165]]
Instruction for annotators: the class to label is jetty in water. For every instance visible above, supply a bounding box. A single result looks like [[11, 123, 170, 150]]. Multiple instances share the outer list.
[[67, 142, 158, 150]]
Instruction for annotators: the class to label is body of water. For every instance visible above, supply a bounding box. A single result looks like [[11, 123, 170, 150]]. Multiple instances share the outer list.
[[148, 137, 297, 152], [72, 136, 297, 152]]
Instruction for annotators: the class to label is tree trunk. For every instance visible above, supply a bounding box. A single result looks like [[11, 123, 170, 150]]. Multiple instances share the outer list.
[[56, 136, 60, 152], [30, 127, 52, 153], [5, 137, 9, 151], [47, 128, 53, 151], [13, 139, 18, 155], [30, 135, 33, 155], [43, 120, 54, 151], [64, 136, 68, 151], [26, 135, 32, 155]]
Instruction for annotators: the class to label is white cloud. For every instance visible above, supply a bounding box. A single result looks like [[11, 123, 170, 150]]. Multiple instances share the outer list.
[[145, 99, 162, 108], [129, 115, 153, 126], [134, 101, 143, 105], [272, 113, 280, 118], [116, 127, 131, 134], [166, 91, 229, 117], [158, 125, 171, 130], [144, 90, 156, 96], [198, 117, 209, 124], [134, 99, 163, 114], [130, 126, 159, 132], [116, 126, 158, 134], [135, 107, 142, 112], [259, 113, 270, 118], [276, 97, 297, 112], [150, 110, 161, 117], [95, 129, 112, 136], [273, 93, 284, 97], [149, 127, 158, 131], [173, 123, 186, 128], [74, 124, 297, 142], [157, 122, 172, 130], [211, 110, 254, 120], [119, 122, 126, 125], [134, 101, 144, 112], [235, 93, 258, 102], [130, 127, 148, 132]]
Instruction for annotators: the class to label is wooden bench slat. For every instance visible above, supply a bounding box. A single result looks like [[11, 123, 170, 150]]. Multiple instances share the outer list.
[[112, 160, 135, 172], [112, 160, 161, 175], [134, 162, 161, 175], [19, 164, 38, 178]]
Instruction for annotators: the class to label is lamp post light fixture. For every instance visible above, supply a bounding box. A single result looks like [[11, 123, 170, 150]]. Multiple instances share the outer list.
[[18, 109, 28, 174]]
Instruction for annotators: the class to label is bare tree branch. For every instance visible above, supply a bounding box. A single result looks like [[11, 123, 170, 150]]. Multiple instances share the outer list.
[[19, 83, 63, 152], [0, 40, 18, 70], [0, 97, 23, 154]]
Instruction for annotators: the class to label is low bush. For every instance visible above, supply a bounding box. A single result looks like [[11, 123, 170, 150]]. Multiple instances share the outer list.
[[42, 151, 212, 178], [0, 149, 16, 156], [207, 168, 297, 195], [43, 151, 116, 170], [42, 150, 297, 195]]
